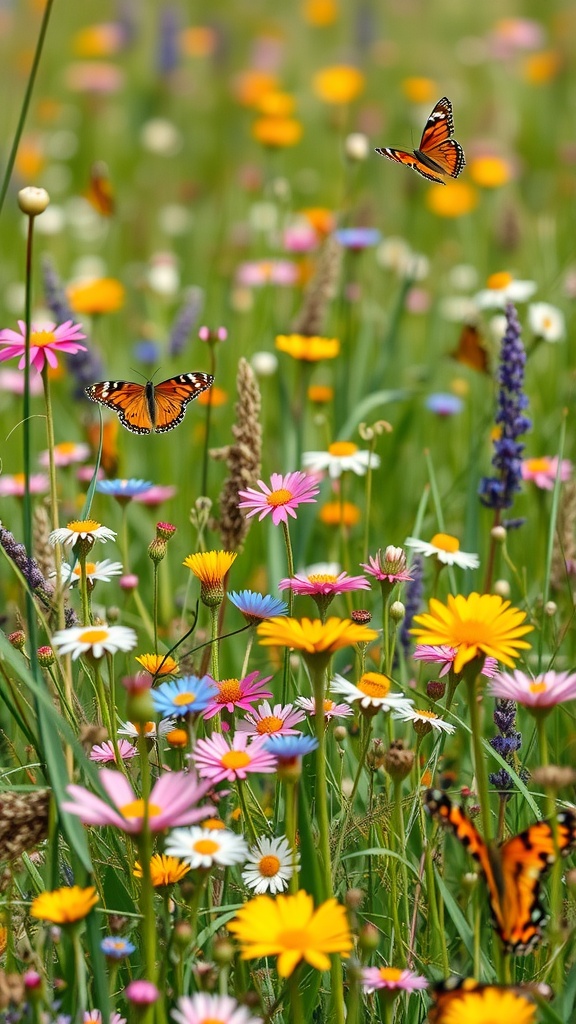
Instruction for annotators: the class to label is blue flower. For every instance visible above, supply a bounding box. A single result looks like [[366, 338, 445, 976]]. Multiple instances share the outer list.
[[100, 935, 136, 959], [151, 675, 217, 717], [228, 590, 288, 624], [96, 478, 153, 501], [264, 735, 319, 761], [132, 340, 160, 365], [425, 393, 463, 416], [334, 227, 381, 250]]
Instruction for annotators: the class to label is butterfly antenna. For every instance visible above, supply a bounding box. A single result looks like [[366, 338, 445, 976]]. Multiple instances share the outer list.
[[128, 366, 149, 383]]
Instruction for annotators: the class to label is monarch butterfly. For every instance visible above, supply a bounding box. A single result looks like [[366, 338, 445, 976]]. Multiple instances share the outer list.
[[425, 788, 576, 954], [375, 96, 465, 184], [85, 372, 214, 434]]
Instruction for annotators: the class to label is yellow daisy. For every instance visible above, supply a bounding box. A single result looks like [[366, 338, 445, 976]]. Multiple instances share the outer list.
[[133, 854, 190, 887], [30, 886, 98, 924], [257, 616, 378, 656], [183, 550, 237, 606]]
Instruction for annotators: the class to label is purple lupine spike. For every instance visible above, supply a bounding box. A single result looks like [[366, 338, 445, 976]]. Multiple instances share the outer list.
[[41, 256, 106, 399], [400, 555, 423, 657], [168, 286, 204, 357]]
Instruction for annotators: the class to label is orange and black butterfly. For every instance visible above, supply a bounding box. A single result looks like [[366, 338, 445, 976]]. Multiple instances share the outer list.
[[450, 323, 491, 375], [375, 97, 465, 184], [86, 161, 115, 217], [428, 976, 551, 1022], [85, 373, 214, 434], [424, 789, 576, 955]]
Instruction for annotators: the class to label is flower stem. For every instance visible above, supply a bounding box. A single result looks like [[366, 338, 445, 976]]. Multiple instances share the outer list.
[[153, 563, 159, 656], [209, 603, 220, 680], [465, 673, 492, 842], [200, 343, 216, 497], [136, 733, 158, 1018], [310, 663, 332, 901], [281, 520, 295, 706]]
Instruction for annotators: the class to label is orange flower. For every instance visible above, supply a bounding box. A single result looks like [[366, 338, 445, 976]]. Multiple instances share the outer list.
[[426, 181, 478, 218], [234, 70, 279, 107], [252, 116, 303, 148], [313, 65, 365, 104], [68, 278, 125, 315], [319, 501, 361, 527], [302, 0, 339, 26], [308, 384, 334, 404], [468, 155, 513, 189], [401, 77, 437, 104], [197, 386, 227, 407], [522, 50, 561, 84], [258, 91, 296, 117], [180, 26, 218, 57]]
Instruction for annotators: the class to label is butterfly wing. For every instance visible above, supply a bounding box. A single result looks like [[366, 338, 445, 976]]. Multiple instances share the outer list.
[[85, 382, 153, 434], [86, 161, 115, 217], [419, 96, 454, 149], [152, 372, 214, 433], [450, 324, 491, 374], [374, 146, 447, 184], [376, 96, 465, 183]]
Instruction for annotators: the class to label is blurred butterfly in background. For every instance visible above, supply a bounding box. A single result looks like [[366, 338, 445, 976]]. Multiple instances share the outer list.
[[85, 372, 214, 434], [450, 323, 491, 375], [424, 788, 576, 954], [375, 96, 465, 184], [86, 161, 115, 217]]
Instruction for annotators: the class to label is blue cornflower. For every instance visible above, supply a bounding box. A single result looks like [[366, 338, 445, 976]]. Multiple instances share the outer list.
[[132, 340, 160, 365], [100, 935, 136, 959], [334, 227, 381, 250], [425, 393, 463, 416], [264, 735, 319, 761], [151, 675, 217, 717], [479, 303, 531, 511], [228, 590, 288, 625], [96, 479, 153, 502]]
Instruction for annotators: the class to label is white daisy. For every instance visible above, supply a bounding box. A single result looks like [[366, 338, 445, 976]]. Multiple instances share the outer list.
[[55, 559, 124, 588], [302, 441, 380, 479], [117, 718, 176, 739], [172, 993, 263, 1024], [51, 624, 137, 660], [528, 302, 565, 343], [49, 518, 117, 548], [475, 273, 537, 309], [392, 707, 456, 735], [295, 696, 353, 720], [405, 533, 480, 570], [241, 835, 299, 894], [165, 826, 248, 869], [331, 672, 414, 713]]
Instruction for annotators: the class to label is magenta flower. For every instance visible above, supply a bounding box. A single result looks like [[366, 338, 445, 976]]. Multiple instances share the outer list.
[[295, 696, 353, 720], [487, 669, 576, 709], [521, 455, 572, 491], [278, 571, 370, 596], [203, 671, 274, 720], [190, 734, 278, 783], [125, 980, 160, 1006], [0, 473, 49, 497], [0, 320, 87, 373], [361, 546, 413, 584], [413, 643, 458, 678], [89, 739, 138, 764], [238, 471, 320, 526], [236, 701, 306, 737], [361, 966, 428, 995], [61, 769, 215, 833]]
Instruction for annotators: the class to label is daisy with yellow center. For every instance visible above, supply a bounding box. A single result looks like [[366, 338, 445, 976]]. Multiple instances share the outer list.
[[331, 672, 414, 713], [302, 441, 380, 479], [528, 302, 565, 343], [275, 334, 340, 361], [475, 272, 537, 309], [428, 984, 537, 1024], [49, 519, 117, 548], [51, 623, 137, 660], [411, 593, 533, 674], [58, 559, 123, 587], [0, 319, 87, 373], [487, 669, 576, 711], [135, 653, 178, 677], [405, 533, 480, 570], [133, 854, 190, 887], [227, 889, 353, 977], [165, 826, 248, 869], [183, 550, 237, 606], [39, 440, 90, 467], [30, 886, 98, 924], [361, 964, 428, 994], [392, 706, 456, 735], [242, 835, 299, 894]]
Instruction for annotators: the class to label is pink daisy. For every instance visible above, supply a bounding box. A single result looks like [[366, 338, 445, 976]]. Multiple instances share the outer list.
[[203, 671, 274, 720], [295, 696, 353, 720], [0, 473, 49, 497], [133, 484, 178, 507], [278, 571, 370, 596], [172, 993, 263, 1024], [487, 669, 576, 709], [361, 966, 428, 995], [190, 734, 278, 784], [89, 739, 138, 764], [238, 471, 320, 526], [521, 455, 572, 491], [236, 701, 306, 737], [413, 644, 458, 678], [61, 769, 215, 833], [0, 320, 87, 374], [0, 368, 43, 395], [361, 546, 413, 584]]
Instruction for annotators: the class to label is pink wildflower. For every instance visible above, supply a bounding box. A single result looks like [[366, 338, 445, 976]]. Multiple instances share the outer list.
[[487, 669, 576, 709], [0, 473, 49, 497], [361, 966, 428, 994], [125, 980, 160, 1006], [0, 320, 87, 373], [203, 671, 274, 720], [190, 734, 277, 784], [295, 696, 353, 720], [413, 643, 458, 678], [89, 739, 138, 764], [236, 701, 306, 737], [133, 484, 178, 507], [238, 471, 320, 526], [278, 571, 370, 596], [361, 546, 413, 584], [521, 456, 572, 491]]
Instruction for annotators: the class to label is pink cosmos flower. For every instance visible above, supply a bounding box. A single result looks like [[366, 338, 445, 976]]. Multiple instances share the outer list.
[[361, 546, 413, 584], [295, 696, 353, 720], [172, 993, 263, 1024], [133, 484, 178, 507], [0, 473, 49, 497], [278, 571, 370, 596], [0, 368, 43, 395], [521, 456, 572, 491], [413, 644, 458, 677], [236, 701, 306, 737], [190, 734, 278, 784], [61, 769, 214, 833], [235, 259, 299, 287], [203, 671, 274, 720], [361, 966, 428, 995], [238, 471, 320, 526], [39, 442, 91, 467], [0, 320, 87, 373], [487, 669, 576, 709], [89, 739, 138, 764], [124, 980, 160, 1006]]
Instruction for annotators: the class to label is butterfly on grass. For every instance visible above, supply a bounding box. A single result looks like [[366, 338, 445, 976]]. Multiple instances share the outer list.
[[85, 372, 214, 434], [375, 97, 465, 184], [424, 788, 576, 954]]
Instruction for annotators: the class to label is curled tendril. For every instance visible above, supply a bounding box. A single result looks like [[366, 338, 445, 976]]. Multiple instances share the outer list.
[[358, 420, 393, 442]]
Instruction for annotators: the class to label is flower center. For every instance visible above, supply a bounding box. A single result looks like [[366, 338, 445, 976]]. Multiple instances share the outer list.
[[486, 270, 513, 290], [529, 680, 548, 694], [130, 721, 156, 736], [120, 799, 160, 819], [73, 562, 97, 577], [328, 441, 358, 456], [525, 457, 551, 473], [357, 672, 391, 697], [430, 533, 460, 553], [78, 628, 109, 644], [258, 854, 281, 876], [173, 691, 196, 706], [200, 1018, 226, 1024], [30, 329, 56, 348], [256, 715, 284, 734], [56, 441, 78, 454], [414, 709, 437, 720], [323, 699, 335, 711], [277, 927, 309, 949], [67, 519, 101, 532], [13, 473, 25, 485], [378, 967, 404, 982], [192, 839, 220, 855], [308, 574, 337, 584], [266, 488, 293, 507], [221, 750, 251, 769], [217, 679, 242, 703]]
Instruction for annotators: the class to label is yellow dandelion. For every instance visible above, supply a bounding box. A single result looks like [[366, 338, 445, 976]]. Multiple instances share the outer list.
[[133, 854, 190, 887], [275, 334, 340, 362], [426, 181, 478, 218], [30, 886, 98, 925]]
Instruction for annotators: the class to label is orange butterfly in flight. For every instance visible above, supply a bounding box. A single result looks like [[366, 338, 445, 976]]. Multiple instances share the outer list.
[[375, 96, 465, 184], [85, 372, 214, 434], [425, 789, 576, 954], [86, 161, 115, 217]]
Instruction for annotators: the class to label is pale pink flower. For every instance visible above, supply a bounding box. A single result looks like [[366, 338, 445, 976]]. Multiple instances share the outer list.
[[0, 320, 87, 373], [190, 734, 277, 784], [238, 471, 320, 526], [361, 966, 428, 995], [361, 546, 413, 584], [89, 739, 138, 764], [0, 473, 49, 497], [61, 769, 214, 833], [487, 669, 576, 709], [413, 644, 458, 678], [295, 696, 353, 720], [203, 671, 274, 720], [521, 456, 572, 491], [0, 368, 43, 394], [235, 259, 299, 287], [172, 993, 263, 1024], [39, 442, 91, 467], [133, 484, 178, 507], [278, 571, 370, 596], [236, 701, 306, 737]]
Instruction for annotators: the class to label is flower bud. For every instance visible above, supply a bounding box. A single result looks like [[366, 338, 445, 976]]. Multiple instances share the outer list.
[[213, 938, 235, 965], [333, 725, 347, 742], [389, 600, 405, 622], [18, 186, 50, 216], [426, 679, 446, 701], [126, 689, 156, 724], [351, 608, 372, 624], [383, 739, 415, 781], [166, 728, 189, 749], [156, 521, 177, 541], [544, 600, 557, 617], [344, 132, 370, 161], [493, 579, 510, 599], [120, 574, 139, 591], [148, 538, 167, 565], [172, 921, 193, 949], [366, 737, 386, 771], [491, 525, 507, 543], [358, 922, 380, 952], [8, 630, 26, 650]]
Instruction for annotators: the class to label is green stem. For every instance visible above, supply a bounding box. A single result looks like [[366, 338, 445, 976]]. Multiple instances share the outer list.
[[209, 603, 220, 680], [77, 551, 91, 627], [310, 662, 332, 900], [391, 778, 410, 966], [281, 520, 295, 706], [284, 781, 299, 894], [237, 781, 258, 845], [153, 563, 159, 656], [136, 733, 158, 1018], [332, 715, 373, 884], [41, 367, 65, 631], [465, 673, 492, 842], [71, 925, 88, 1015], [287, 967, 305, 1024], [240, 628, 255, 679], [200, 344, 216, 497]]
